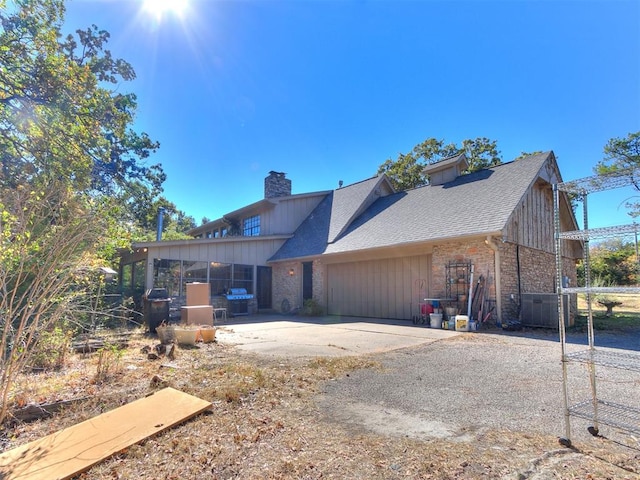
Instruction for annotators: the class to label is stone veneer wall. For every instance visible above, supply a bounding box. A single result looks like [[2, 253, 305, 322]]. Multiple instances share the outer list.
[[271, 260, 326, 313], [495, 242, 578, 321], [264, 171, 292, 199], [431, 238, 577, 323], [272, 262, 301, 313], [311, 259, 325, 310], [431, 238, 497, 299]]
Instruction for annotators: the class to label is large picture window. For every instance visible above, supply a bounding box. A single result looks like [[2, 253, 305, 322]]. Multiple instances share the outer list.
[[243, 215, 260, 236], [151, 260, 252, 297], [183, 261, 208, 295], [233, 264, 253, 293], [210, 262, 231, 295], [153, 259, 182, 297]]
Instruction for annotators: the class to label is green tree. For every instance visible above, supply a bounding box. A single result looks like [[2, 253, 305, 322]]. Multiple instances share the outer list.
[[377, 137, 502, 191], [0, 0, 163, 422], [128, 194, 195, 236], [515, 151, 544, 160], [577, 239, 639, 287], [595, 131, 640, 217], [596, 131, 640, 174]]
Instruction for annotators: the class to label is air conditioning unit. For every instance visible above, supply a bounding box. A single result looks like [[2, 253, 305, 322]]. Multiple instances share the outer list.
[[520, 293, 572, 329]]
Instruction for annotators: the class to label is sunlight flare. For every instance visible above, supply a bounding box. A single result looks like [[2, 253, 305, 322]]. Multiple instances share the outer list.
[[141, 0, 189, 21]]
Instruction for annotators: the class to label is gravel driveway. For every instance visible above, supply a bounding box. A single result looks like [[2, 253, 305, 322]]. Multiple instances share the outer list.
[[316, 328, 640, 447]]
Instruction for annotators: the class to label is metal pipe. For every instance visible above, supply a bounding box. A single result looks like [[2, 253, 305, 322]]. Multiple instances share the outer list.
[[485, 235, 502, 324], [156, 207, 166, 241]]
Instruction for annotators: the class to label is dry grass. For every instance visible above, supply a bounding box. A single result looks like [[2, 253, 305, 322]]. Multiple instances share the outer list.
[[1, 330, 639, 479]]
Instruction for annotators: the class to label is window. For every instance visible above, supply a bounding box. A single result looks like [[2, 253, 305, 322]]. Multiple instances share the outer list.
[[214, 230, 220, 238], [153, 259, 182, 297], [209, 262, 231, 295], [133, 260, 146, 298], [183, 261, 208, 294], [243, 215, 260, 236], [121, 263, 133, 297], [233, 264, 253, 293], [221, 227, 228, 237]]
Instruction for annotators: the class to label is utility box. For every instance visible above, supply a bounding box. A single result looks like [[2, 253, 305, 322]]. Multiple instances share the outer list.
[[520, 293, 572, 329], [186, 282, 210, 306], [181, 305, 213, 326]]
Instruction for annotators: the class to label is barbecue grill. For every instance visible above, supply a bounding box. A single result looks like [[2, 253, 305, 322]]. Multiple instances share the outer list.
[[225, 288, 253, 316], [143, 288, 171, 333]]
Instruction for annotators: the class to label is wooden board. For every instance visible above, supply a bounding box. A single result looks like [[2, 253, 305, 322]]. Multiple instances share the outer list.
[[0, 388, 211, 480]]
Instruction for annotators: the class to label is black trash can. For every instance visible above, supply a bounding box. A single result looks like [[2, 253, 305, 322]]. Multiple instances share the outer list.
[[143, 288, 171, 333]]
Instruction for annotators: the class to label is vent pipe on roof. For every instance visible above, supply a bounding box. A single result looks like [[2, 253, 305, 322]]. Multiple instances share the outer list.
[[156, 207, 166, 241]]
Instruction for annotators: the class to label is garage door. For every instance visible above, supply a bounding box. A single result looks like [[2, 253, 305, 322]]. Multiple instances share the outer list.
[[327, 255, 431, 320]]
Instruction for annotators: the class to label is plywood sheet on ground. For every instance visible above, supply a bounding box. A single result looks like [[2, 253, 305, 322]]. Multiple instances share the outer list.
[[0, 387, 211, 480]]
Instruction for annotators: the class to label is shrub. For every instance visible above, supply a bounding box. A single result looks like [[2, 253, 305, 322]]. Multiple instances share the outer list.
[[301, 299, 324, 316], [94, 343, 124, 384], [30, 326, 73, 371]]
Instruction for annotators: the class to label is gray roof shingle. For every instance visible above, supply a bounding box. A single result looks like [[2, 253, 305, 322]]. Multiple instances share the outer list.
[[269, 152, 552, 261], [328, 176, 388, 242]]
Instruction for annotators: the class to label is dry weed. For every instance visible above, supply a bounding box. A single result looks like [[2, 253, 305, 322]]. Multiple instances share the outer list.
[[1, 331, 638, 479]]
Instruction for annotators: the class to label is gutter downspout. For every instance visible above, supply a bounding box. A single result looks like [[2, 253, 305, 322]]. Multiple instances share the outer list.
[[485, 235, 502, 325]]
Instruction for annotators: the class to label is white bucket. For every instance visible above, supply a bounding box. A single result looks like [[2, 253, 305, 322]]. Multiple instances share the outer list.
[[174, 327, 199, 346], [455, 315, 470, 332], [429, 313, 443, 328]]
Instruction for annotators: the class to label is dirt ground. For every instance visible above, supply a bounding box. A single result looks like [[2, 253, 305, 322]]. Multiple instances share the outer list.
[[1, 326, 639, 479]]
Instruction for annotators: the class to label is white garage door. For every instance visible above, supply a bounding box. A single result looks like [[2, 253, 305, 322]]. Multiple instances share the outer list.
[[327, 255, 431, 320]]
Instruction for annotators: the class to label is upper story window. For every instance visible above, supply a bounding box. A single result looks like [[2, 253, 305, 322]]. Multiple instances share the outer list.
[[214, 230, 220, 238], [243, 215, 260, 236]]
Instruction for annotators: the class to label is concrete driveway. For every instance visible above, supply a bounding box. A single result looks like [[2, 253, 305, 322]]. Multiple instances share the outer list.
[[215, 314, 640, 449], [215, 314, 460, 357]]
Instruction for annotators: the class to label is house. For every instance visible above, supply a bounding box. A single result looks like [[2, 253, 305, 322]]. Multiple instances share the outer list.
[[119, 152, 582, 324]]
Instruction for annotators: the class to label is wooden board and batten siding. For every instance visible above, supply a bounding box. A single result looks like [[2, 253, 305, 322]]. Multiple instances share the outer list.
[[259, 193, 327, 236], [503, 178, 582, 259], [327, 255, 431, 319]]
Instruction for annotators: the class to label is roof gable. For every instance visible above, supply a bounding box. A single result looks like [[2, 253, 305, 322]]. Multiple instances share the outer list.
[[328, 175, 394, 242], [270, 152, 559, 261]]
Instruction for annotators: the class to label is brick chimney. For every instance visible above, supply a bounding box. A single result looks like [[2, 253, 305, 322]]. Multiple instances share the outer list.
[[264, 171, 291, 198]]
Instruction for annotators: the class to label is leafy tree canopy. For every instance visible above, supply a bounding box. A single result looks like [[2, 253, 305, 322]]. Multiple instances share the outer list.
[[1, 1, 162, 198], [596, 131, 640, 174], [0, 0, 197, 420], [0, 0, 197, 248], [377, 137, 502, 191], [595, 131, 640, 217], [578, 239, 639, 287]]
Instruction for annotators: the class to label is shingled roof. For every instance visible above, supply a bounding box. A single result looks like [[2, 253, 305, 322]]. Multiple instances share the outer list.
[[269, 152, 554, 261], [328, 175, 394, 242]]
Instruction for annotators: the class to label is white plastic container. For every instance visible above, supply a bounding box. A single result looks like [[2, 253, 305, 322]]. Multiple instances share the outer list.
[[174, 327, 199, 346], [455, 315, 470, 332], [429, 313, 443, 328]]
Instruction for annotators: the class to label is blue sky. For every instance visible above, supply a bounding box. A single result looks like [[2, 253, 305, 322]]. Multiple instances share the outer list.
[[63, 0, 640, 229]]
